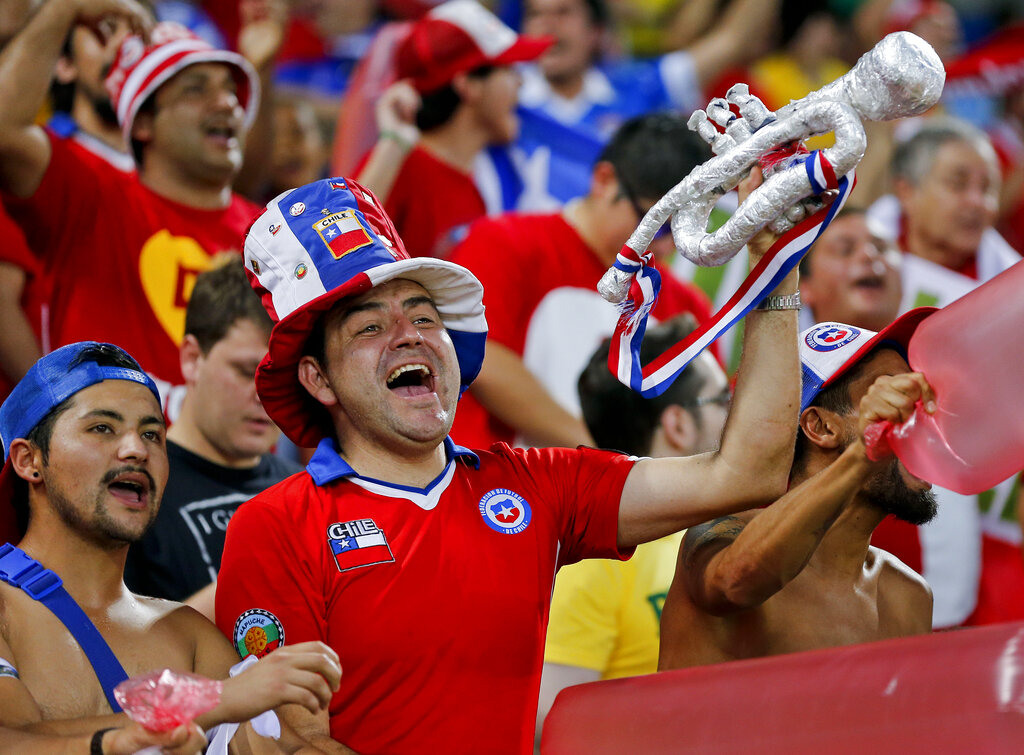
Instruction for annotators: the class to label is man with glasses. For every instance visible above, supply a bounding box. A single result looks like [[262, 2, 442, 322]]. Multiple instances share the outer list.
[[535, 314, 729, 750], [448, 113, 713, 449]]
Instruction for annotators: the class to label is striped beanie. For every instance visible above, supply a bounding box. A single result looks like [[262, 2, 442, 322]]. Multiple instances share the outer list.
[[105, 21, 259, 143]]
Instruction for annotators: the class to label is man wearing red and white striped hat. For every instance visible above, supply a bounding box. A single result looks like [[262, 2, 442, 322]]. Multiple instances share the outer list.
[[0, 0, 274, 413]]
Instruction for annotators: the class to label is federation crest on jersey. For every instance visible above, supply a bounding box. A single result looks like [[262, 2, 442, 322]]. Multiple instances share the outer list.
[[233, 608, 284, 660], [313, 210, 374, 260], [479, 489, 532, 534], [805, 324, 861, 352], [328, 518, 395, 572]]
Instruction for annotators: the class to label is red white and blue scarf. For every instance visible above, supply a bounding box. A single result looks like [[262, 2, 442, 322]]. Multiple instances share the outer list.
[[608, 151, 854, 397]]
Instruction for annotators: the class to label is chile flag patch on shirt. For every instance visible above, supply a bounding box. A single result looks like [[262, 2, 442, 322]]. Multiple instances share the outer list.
[[328, 518, 395, 572]]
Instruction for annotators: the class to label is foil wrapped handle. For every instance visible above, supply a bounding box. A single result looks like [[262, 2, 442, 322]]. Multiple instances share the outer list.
[[616, 31, 944, 272]]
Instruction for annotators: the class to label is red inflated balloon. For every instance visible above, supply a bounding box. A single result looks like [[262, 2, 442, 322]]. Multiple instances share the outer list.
[[872, 260, 1024, 494]]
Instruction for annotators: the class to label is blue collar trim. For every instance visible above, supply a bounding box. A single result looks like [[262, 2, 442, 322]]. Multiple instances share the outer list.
[[306, 436, 480, 489], [46, 112, 79, 139]]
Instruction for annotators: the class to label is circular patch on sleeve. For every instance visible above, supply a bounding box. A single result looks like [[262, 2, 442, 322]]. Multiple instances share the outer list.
[[804, 324, 861, 352], [479, 488, 532, 534], [233, 608, 285, 660]]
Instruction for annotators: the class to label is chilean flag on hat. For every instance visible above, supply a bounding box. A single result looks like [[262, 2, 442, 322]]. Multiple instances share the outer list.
[[313, 210, 376, 260]]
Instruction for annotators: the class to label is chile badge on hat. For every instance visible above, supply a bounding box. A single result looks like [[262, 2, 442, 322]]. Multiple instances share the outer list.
[[798, 307, 937, 412], [244, 177, 488, 448]]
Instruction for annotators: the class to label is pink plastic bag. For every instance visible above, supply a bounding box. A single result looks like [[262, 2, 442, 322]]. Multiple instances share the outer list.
[[867, 260, 1024, 494], [114, 669, 222, 731]]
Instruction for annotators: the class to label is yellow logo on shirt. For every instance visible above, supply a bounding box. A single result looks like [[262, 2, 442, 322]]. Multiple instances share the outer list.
[[138, 230, 217, 344]]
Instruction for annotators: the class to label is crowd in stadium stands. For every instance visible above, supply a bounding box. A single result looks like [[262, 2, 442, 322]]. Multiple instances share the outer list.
[[0, 0, 1021, 752]]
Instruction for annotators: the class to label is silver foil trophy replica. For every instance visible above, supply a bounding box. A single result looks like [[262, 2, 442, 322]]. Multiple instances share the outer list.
[[598, 31, 945, 305]]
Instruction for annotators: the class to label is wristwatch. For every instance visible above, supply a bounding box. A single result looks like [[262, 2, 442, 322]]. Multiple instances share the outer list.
[[754, 292, 802, 310]]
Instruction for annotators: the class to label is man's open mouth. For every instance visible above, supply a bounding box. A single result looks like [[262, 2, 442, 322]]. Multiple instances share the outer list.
[[386, 364, 435, 397], [204, 123, 238, 144], [852, 275, 885, 290], [105, 470, 153, 507]]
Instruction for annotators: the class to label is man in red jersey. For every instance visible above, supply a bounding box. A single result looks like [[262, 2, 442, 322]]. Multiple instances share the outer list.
[[216, 171, 804, 754], [0, 0, 277, 411], [0, 1, 140, 404], [356, 0, 551, 258], [448, 113, 714, 449]]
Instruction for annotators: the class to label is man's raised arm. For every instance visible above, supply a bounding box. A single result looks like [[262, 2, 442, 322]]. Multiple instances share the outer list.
[[665, 371, 938, 620], [671, 445, 872, 618], [616, 169, 802, 547], [0, 0, 150, 197]]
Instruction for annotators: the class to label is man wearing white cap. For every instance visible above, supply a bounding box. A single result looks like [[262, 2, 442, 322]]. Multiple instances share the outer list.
[[0, 0, 269, 407], [798, 209, 984, 631], [218, 172, 802, 754], [660, 309, 938, 670]]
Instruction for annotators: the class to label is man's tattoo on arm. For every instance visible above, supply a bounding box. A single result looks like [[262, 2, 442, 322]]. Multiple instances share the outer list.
[[682, 515, 747, 570]]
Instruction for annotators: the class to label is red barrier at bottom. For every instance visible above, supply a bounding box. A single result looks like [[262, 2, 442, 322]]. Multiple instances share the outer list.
[[542, 622, 1024, 754]]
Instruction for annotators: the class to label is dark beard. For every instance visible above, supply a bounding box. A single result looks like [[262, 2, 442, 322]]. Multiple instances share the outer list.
[[92, 59, 120, 128], [90, 94, 120, 129], [45, 466, 159, 548], [863, 459, 938, 525]]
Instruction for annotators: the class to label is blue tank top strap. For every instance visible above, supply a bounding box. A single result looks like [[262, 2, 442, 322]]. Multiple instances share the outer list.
[[0, 543, 127, 711]]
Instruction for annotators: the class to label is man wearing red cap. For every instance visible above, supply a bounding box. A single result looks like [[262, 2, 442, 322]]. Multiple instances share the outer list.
[[355, 0, 552, 258], [868, 117, 1024, 627], [0, 0, 278, 411], [218, 172, 803, 754], [797, 210, 985, 631]]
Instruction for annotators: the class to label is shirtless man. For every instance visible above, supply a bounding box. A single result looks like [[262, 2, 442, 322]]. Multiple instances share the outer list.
[[659, 310, 938, 669], [0, 341, 343, 754]]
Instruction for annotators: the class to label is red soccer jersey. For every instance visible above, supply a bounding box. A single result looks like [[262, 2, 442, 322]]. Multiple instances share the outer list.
[[448, 212, 714, 448], [216, 438, 635, 755], [379, 145, 487, 259], [0, 204, 42, 402], [5, 132, 259, 387]]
